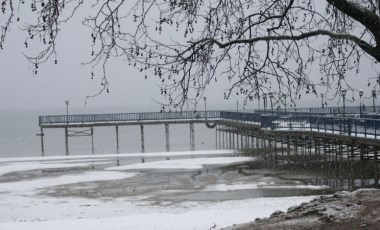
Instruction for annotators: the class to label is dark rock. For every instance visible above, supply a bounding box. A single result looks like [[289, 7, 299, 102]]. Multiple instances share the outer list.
[[270, 210, 284, 217], [346, 203, 353, 207], [300, 208, 320, 216], [333, 193, 343, 198], [319, 214, 334, 223], [288, 205, 302, 213]]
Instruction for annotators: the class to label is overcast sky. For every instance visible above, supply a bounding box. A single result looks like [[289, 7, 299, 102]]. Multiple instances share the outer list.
[[0, 16, 244, 114], [0, 2, 379, 115]]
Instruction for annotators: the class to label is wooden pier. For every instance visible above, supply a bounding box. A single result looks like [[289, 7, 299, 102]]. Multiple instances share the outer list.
[[38, 111, 221, 157], [39, 109, 380, 177]]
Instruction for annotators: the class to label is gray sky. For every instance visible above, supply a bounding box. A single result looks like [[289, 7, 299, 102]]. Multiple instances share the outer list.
[[0, 2, 379, 114], [0, 18, 249, 114]]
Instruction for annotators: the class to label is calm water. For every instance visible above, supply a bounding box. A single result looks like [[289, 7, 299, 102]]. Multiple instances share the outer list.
[[0, 109, 217, 158]]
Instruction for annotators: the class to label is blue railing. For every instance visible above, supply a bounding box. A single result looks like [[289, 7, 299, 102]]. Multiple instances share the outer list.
[[255, 105, 380, 115], [263, 115, 380, 139], [219, 112, 380, 139]]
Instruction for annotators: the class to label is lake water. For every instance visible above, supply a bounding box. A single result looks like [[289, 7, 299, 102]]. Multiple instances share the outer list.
[[0, 109, 217, 158]]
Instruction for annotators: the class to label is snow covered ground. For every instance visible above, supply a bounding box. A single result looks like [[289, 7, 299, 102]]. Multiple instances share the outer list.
[[0, 150, 236, 163], [0, 150, 320, 230], [106, 157, 254, 170]]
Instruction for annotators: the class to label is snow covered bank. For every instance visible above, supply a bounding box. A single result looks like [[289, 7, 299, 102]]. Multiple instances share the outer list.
[[0, 161, 112, 176], [0, 171, 136, 194], [0, 150, 237, 163], [0, 151, 322, 230], [106, 157, 255, 170], [0, 196, 315, 230]]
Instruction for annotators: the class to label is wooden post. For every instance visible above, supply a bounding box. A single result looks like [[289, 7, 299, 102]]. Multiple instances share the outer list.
[[165, 123, 170, 152], [229, 132, 232, 149], [229, 131, 232, 149], [287, 136, 290, 164], [324, 140, 327, 162], [190, 123, 195, 151], [360, 147, 364, 177], [141, 124, 145, 153], [215, 125, 218, 150], [222, 128, 225, 149], [40, 127, 45, 157], [116, 125, 120, 154], [315, 139, 319, 159], [256, 135, 260, 148], [281, 137, 284, 164], [218, 126, 222, 149], [236, 133, 240, 149], [116, 125, 120, 166], [274, 138, 278, 166], [375, 149, 379, 183], [91, 127, 94, 155], [232, 132, 235, 149], [240, 134, 244, 150], [65, 127, 69, 156]]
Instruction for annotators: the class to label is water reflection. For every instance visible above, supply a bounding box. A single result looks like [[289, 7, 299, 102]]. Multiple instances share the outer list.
[[125, 159, 380, 202], [303, 178, 380, 191]]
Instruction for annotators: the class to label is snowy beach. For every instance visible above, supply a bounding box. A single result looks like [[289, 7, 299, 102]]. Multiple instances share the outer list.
[[0, 150, 322, 229]]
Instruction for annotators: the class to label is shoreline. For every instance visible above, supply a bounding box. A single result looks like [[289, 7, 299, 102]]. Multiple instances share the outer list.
[[223, 188, 380, 229]]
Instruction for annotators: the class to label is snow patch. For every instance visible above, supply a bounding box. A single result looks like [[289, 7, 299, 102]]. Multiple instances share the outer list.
[[106, 157, 255, 170]]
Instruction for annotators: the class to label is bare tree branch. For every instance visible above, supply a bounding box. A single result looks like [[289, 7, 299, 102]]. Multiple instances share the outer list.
[[1, 0, 380, 109]]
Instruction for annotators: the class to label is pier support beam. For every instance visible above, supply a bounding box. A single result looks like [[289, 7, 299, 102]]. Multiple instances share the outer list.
[[116, 125, 120, 153], [91, 127, 94, 155], [240, 134, 244, 150], [236, 133, 239, 149], [218, 126, 221, 150], [65, 127, 69, 156], [256, 136, 260, 148], [375, 150, 379, 181], [40, 127, 44, 157], [190, 123, 195, 151], [116, 125, 120, 166], [215, 126, 218, 150], [165, 124, 170, 152], [230, 132, 233, 149], [141, 124, 145, 153], [222, 127, 226, 149]]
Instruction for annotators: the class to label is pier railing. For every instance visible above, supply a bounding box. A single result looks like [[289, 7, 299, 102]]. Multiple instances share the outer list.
[[224, 113, 380, 139], [39, 111, 221, 125], [255, 105, 380, 116], [39, 110, 380, 140], [269, 115, 380, 139]]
